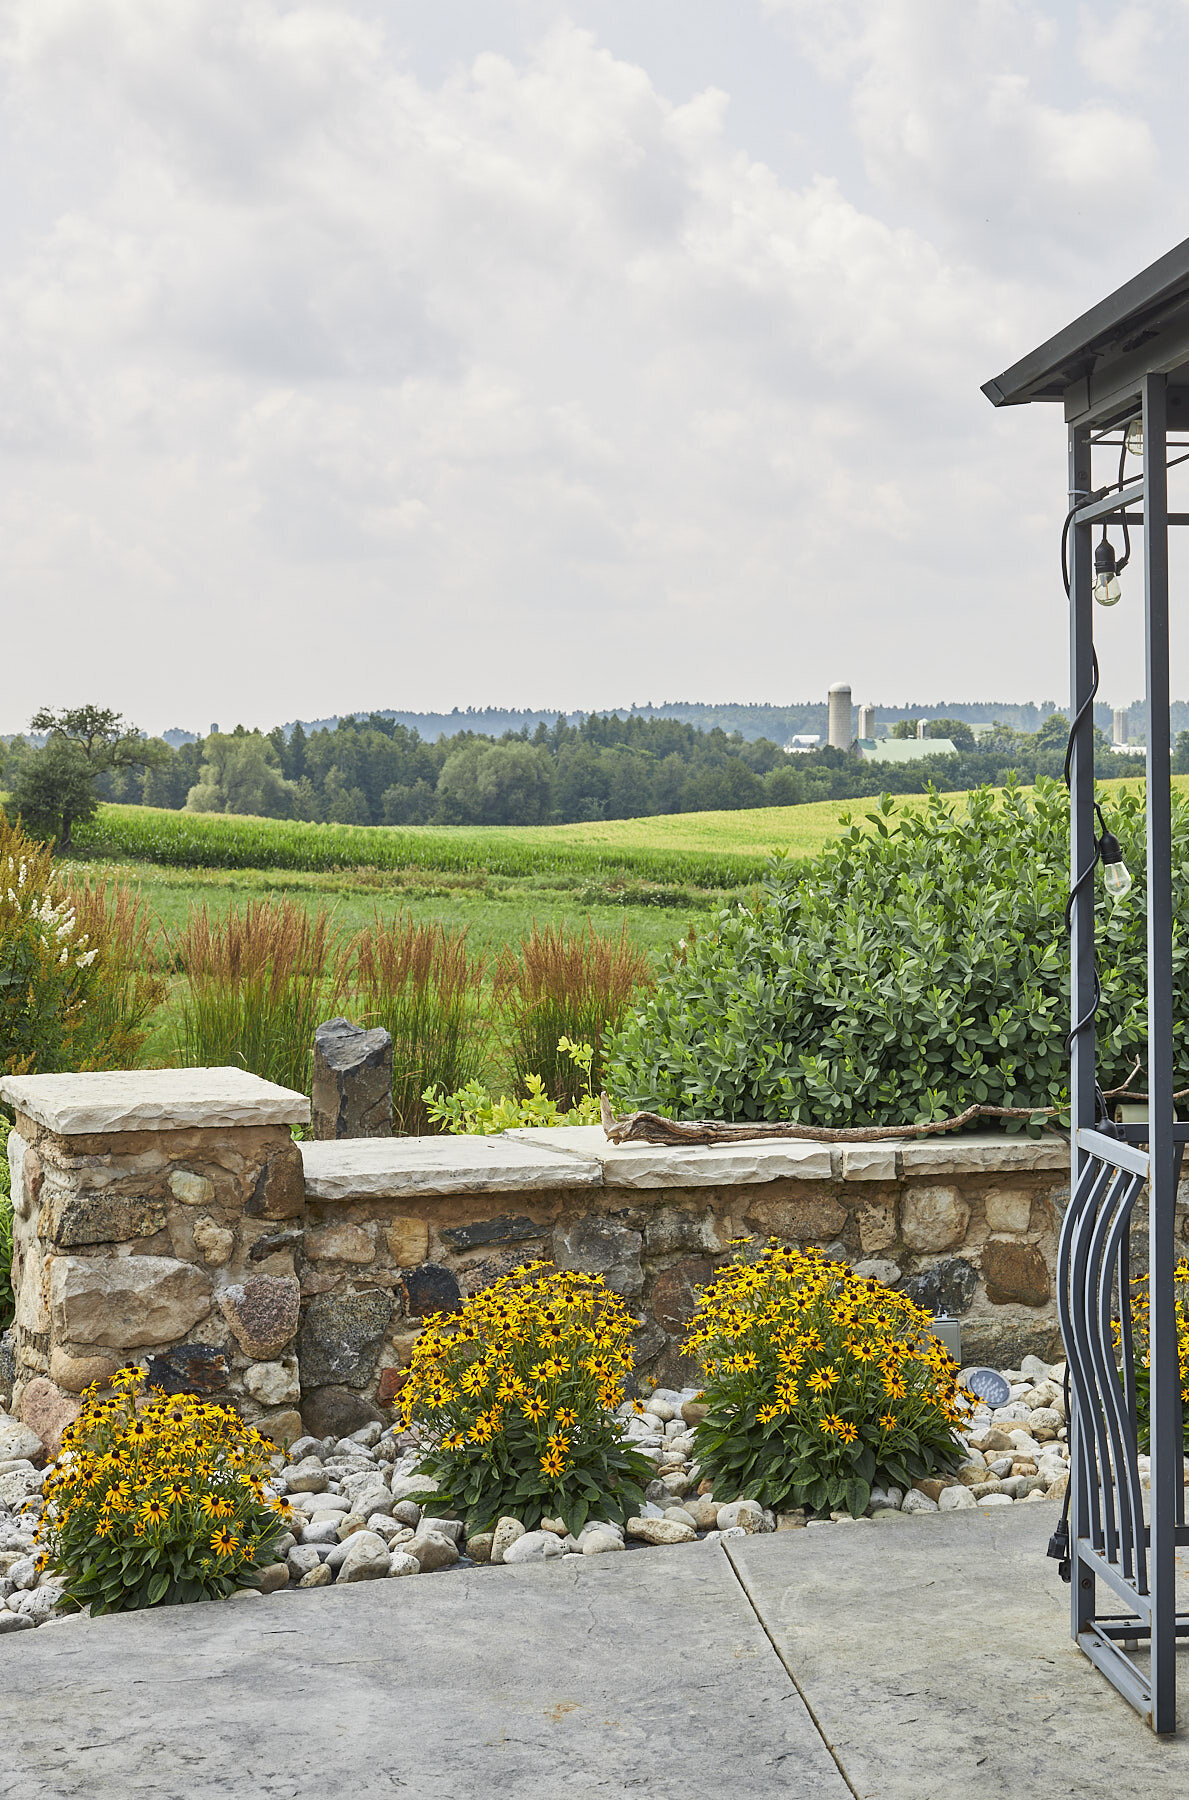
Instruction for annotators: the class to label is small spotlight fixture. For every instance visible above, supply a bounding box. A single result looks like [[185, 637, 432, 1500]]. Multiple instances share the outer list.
[[1093, 532, 1122, 606], [1125, 417, 1143, 458]]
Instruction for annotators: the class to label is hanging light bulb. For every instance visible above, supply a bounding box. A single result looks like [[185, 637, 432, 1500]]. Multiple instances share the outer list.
[[1125, 417, 1143, 458], [1100, 828, 1133, 901], [1093, 533, 1122, 606]]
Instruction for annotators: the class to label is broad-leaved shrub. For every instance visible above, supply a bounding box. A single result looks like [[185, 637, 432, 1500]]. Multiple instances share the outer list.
[[609, 780, 1161, 1126]]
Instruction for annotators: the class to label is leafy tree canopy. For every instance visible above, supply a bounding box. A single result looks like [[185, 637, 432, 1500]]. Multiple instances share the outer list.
[[30, 705, 166, 773], [185, 732, 296, 818]]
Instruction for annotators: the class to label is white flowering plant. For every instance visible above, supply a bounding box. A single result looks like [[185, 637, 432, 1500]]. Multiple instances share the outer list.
[[0, 815, 162, 1076]]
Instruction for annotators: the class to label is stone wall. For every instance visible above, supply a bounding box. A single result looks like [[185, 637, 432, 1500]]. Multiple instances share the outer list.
[[9, 1066, 1168, 1457], [2, 1069, 309, 1452], [295, 1126, 1076, 1423]]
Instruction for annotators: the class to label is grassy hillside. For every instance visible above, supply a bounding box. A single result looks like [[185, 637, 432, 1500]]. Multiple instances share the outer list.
[[71, 776, 1161, 884], [71, 793, 930, 885]]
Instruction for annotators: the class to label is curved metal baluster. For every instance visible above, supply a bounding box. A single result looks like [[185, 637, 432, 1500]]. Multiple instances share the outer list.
[[1108, 1177, 1148, 1591], [1059, 1157, 1114, 1550], [1084, 1172, 1129, 1565], [1094, 1173, 1146, 1583]]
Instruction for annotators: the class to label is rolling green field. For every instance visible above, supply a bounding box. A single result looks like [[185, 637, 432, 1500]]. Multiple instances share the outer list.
[[51, 774, 1165, 1072], [71, 795, 875, 886], [62, 774, 1164, 967]]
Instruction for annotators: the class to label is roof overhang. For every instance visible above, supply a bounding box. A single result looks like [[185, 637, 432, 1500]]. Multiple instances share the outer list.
[[982, 237, 1189, 427]]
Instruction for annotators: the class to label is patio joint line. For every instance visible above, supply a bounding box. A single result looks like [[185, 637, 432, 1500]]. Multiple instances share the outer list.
[[722, 1541, 861, 1800]]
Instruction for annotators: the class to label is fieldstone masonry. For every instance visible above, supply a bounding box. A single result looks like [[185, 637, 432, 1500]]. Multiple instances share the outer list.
[[10, 1068, 1189, 1459], [0, 1069, 309, 1455]]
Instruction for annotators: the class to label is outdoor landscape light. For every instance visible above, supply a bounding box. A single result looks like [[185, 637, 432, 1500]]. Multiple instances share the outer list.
[[1099, 828, 1133, 901], [1125, 417, 1143, 458], [1093, 532, 1122, 605]]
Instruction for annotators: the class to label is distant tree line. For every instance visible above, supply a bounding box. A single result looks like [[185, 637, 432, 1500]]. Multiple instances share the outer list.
[[0, 708, 1159, 840]]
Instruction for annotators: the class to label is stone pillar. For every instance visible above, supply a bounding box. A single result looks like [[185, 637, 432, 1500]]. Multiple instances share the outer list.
[[0, 1067, 309, 1457], [311, 1018, 393, 1140]]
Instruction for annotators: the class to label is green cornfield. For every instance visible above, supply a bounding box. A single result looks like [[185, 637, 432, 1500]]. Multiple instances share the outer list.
[[72, 803, 785, 887]]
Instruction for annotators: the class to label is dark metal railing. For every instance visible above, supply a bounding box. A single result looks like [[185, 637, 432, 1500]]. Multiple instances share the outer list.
[[1059, 1132, 1149, 1590], [1059, 1121, 1189, 1728]]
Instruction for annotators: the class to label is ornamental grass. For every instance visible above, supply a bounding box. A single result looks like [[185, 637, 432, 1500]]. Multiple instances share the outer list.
[[1114, 1260, 1189, 1452], [685, 1243, 970, 1518], [172, 898, 337, 1095], [495, 923, 652, 1109], [340, 911, 485, 1135], [35, 1369, 291, 1614], [397, 1262, 653, 1535]]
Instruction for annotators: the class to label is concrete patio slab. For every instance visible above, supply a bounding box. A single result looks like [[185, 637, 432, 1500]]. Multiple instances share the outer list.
[[0, 1542, 849, 1800], [728, 1504, 1189, 1800]]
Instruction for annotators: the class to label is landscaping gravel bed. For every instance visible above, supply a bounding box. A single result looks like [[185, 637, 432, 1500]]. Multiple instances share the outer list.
[[0, 1353, 1139, 1633]]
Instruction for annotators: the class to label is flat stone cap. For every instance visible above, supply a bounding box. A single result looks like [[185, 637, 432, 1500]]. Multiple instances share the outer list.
[[0, 1067, 310, 1135], [301, 1132, 603, 1201]]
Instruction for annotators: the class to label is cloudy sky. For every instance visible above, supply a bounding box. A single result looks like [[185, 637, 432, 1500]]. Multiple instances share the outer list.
[[2, 0, 1188, 735]]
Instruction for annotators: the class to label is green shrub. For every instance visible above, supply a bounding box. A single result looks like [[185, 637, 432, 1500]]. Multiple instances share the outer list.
[[424, 1038, 600, 1133], [497, 923, 652, 1108], [35, 1370, 289, 1613], [396, 1262, 653, 1534], [341, 913, 485, 1135], [609, 779, 1159, 1126], [684, 1243, 967, 1517]]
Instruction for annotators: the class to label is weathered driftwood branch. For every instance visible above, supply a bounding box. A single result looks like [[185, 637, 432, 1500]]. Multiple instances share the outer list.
[[599, 1094, 1059, 1146], [598, 1062, 1189, 1148]]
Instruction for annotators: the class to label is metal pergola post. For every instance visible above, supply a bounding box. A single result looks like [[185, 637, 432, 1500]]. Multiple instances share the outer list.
[[985, 241, 1189, 1736], [1142, 371, 1179, 1732]]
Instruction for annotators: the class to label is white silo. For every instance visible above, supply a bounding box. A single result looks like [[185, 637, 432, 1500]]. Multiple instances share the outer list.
[[827, 683, 853, 751], [857, 703, 875, 742], [1113, 707, 1129, 746]]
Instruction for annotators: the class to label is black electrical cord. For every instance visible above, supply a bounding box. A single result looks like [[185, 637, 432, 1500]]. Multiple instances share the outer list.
[[1047, 448, 1126, 1584], [1045, 1364, 1074, 1582], [1059, 499, 1112, 1109], [1115, 436, 1132, 576]]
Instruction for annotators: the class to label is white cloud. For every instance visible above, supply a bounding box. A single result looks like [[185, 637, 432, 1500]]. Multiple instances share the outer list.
[[763, 0, 1159, 263], [0, 0, 1181, 729]]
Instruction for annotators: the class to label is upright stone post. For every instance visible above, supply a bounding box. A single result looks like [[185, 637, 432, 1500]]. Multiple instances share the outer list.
[[311, 1018, 393, 1140], [0, 1068, 309, 1458]]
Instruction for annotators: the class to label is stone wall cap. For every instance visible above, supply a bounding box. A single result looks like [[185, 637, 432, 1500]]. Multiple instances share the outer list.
[[298, 1122, 1072, 1204], [515, 1124, 1069, 1184], [300, 1132, 604, 1201], [506, 1124, 835, 1187], [0, 1067, 310, 1135], [898, 1131, 1068, 1175]]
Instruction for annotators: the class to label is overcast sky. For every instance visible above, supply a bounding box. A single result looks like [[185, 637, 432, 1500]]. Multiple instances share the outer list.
[[3, 0, 1188, 735]]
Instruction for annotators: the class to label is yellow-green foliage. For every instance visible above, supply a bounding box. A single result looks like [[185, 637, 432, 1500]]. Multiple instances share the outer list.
[[423, 1037, 600, 1133], [35, 1369, 290, 1613]]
